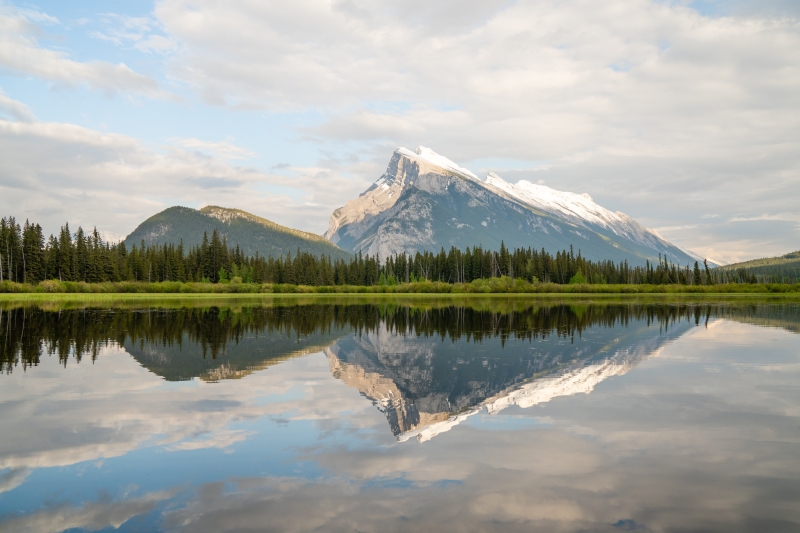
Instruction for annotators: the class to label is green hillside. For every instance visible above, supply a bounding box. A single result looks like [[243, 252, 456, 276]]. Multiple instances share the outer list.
[[125, 205, 351, 260], [718, 250, 800, 283]]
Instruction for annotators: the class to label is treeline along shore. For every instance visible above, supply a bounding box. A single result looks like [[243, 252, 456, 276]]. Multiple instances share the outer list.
[[1, 216, 797, 294]]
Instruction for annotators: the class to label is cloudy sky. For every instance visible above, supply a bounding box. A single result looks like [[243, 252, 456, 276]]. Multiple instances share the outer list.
[[0, 0, 798, 263]]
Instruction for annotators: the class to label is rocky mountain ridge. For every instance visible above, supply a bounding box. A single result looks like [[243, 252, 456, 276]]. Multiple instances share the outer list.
[[326, 146, 702, 266]]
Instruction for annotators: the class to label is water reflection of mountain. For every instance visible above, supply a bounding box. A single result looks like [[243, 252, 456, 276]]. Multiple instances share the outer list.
[[2, 302, 798, 388], [326, 303, 800, 441], [126, 330, 345, 382], [327, 310, 693, 441]]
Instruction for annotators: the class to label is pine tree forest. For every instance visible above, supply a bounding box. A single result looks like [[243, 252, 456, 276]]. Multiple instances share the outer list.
[[0, 216, 772, 289]]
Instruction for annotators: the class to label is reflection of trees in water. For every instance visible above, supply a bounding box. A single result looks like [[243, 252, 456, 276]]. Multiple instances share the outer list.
[[719, 304, 800, 334], [1, 302, 798, 375], [0, 306, 354, 374]]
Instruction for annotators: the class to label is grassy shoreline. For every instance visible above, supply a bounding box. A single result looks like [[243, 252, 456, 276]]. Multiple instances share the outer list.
[[3, 290, 798, 314], [2, 277, 799, 297], [2, 288, 799, 307]]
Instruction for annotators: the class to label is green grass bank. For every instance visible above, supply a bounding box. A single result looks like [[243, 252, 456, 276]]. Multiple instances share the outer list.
[[1, 277, 799, 298]]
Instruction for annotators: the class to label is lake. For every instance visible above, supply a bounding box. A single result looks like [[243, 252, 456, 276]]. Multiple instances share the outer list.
[[1, 298, 799, 532]]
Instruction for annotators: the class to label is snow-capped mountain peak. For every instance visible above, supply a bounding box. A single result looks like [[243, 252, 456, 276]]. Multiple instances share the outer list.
[[397, 146, 479, 181], [485, 171, 505, 185], [326, 145, 702, 265]]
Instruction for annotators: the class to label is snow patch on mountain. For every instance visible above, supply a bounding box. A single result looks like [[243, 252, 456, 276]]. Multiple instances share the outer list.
[[483, 172, 688, 254], [487, 173, 631, 233], [398, 146, 478, 181]]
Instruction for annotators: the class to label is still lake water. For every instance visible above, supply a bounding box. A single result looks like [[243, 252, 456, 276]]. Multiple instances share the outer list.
[[1, 299, 799, 533]]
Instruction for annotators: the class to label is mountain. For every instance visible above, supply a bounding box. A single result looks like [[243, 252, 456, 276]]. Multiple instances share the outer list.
[[126, 205, 351, 260], [718, 250, 800, 282], [326, 146, 701, 266]]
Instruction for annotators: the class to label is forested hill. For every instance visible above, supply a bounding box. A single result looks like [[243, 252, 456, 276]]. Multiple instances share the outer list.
[[718, 250, 800, 283], [125, 206, 351, 261]]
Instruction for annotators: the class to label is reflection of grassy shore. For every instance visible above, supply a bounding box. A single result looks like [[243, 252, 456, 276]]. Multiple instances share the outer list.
[[1, 277, 799, 298]]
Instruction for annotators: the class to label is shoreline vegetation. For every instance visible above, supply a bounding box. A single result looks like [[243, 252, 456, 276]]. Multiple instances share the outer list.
[[1, 277, 799, 296], [3, 216, 793, 291], [2, 216, 797, 296]]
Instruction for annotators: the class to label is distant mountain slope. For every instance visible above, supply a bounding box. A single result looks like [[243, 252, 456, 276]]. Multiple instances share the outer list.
[[126, 205, 351, 260], [326, 146, 700, 266], [718, 250, 800, 281]]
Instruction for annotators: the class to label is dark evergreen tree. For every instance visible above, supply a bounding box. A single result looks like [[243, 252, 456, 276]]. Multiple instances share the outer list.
[[22, 220, 45, 283], [693, 261, 702, 285]]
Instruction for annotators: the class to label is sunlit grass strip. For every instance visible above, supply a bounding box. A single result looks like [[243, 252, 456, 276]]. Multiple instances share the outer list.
[[2, 293, 798, 314], [1, 277, 799, 297]]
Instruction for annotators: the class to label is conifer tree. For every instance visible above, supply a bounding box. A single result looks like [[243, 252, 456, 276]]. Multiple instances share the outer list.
[[75, 227, 88, 282], [693, 261, 702, 285], [57, 224, 72, 281], [28, 222, 45, 283]]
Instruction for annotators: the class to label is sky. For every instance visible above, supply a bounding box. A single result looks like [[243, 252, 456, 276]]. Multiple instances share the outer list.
[[0, 0, 798, 264]]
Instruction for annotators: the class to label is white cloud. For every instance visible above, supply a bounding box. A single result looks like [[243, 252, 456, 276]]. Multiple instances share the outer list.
[[98, 230, 126, 243], [89, 13, 178, 54], [0, 118, 368, 237], [0, 8, 164, 97], [138, 0, 800, 260], [135, 34, 177, 54], [1, 0, 799, 261], [729, 213, 800, 223], [653, 224, 698, 232], [0, 88, 35, 122], [169, 137, 255, 160], [13, 8, 59, 25]]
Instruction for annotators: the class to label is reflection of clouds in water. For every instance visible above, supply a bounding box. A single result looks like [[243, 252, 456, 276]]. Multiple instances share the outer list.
[[165, 429, 255, 452], [8, 413, 799, 533], [0, 346, 379, 474], [156, 423, 798, 532], [0, 490, 174, 533], [1, 319, 799, 532], [0, 467, 29, 494], [157, 326, 800, 532]]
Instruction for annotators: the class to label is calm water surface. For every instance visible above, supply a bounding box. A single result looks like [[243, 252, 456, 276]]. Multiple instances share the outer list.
[[1, 300, 799, 533]]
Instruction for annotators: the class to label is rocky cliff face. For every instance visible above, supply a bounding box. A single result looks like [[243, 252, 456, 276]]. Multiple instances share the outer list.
[[326, 146, 700, 266]]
